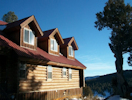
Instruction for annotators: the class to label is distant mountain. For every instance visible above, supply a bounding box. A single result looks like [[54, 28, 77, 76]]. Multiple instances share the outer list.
[[85, 76, 100, 81], [85, 70, 132, 96]]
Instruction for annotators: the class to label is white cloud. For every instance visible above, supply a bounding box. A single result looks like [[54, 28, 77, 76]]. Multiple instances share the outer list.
[[76, 54, 102, 63], [84, 62, 116, 77], [84, 62, 115, 70], [77, 54, 117, 77]]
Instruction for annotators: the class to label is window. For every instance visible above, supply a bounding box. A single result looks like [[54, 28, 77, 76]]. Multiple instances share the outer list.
[[24, 28, 35, 45], [63, 68, 66, 77], [69, 46, 73, 56], [19, 63, 26, 78], [47, 65, 52, 79], [50, 39, 58, 52], [69, 68, 72, 80]]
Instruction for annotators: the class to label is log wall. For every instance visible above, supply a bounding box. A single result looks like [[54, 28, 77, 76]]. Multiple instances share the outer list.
[[7, 87, 82, 100], [19, 64, 80, 92]]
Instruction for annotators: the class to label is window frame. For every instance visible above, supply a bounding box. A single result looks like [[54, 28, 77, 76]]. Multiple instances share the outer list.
[[50, 38, 58, 52], [19, 63, 26, 79], [23, 28, 35, 45], [47, 65, 52, 81], [69, 46, 74, 57]]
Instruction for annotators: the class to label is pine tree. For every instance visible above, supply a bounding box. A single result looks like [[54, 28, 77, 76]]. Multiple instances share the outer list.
[[95, 0, 132, 97], [2, 11, 18, 23]]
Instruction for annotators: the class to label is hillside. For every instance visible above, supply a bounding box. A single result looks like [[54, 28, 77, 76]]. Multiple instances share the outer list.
[[85, 70, 132, 95], [85, 76, 99, 81]]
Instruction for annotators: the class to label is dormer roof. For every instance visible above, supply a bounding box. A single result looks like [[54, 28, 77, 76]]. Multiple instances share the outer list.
[[38, 28, 64, 45], [0, 32, 86, 69], [3, 15, 43, 37], [62, 37, 78, 50]]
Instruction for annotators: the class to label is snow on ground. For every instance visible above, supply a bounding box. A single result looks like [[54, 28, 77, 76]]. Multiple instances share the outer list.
[[94, 90, 110, 98], [107, 95, 129, 100]]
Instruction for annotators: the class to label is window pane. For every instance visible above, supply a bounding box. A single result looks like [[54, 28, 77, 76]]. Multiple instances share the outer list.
[[20, 70, 26, 78], [48, 72, 52, 79], [69, 69, 72, 74], [51, 39, 54, 50], [54, 40, 58, 51], [63, 68, 66, 71], [48, 65, 52, 72], [63, 72, 66, 76], [69, 47, 71, 55], [71, 47, 73, 56], [63, 68, 66, 76], [69, 46, 73, 56], [24, 29, 29, 43], [20, 63, 26, 70], [69, 74, 72, 79], [29, 31, 34, 45]]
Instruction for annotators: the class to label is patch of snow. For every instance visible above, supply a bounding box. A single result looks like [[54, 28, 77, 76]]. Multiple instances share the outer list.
[[94, 90, 110, 98], [0, 25, 6, 30], [107, 95, 129, 100], [97, 96, 105, 100]]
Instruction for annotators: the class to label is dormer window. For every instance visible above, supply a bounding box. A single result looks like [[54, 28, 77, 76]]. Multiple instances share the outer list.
[[24, 28, 35, 45], [69, 46, 73, 57], [50, 39, 58, 52]]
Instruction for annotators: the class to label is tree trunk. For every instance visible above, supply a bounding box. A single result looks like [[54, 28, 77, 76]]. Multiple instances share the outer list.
[[114, 48, 129, 97]]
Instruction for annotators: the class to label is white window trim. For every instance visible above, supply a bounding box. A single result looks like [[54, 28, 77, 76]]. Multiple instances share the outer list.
[[47, 65, 52, 81], [50, 38, 58, 52], [62, 68, 67, 77], [19, 63, 26, 79], [69, 46, 74, 57], [23, 28, 35, 45]]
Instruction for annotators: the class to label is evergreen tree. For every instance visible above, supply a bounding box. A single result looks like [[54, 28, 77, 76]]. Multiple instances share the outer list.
[[95, 0, 132, 97], [2, 11, 18, 23], [83, 85, 93, 97]]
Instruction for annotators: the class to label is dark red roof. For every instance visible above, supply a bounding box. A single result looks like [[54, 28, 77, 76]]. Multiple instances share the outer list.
[[38, 28, 56, 41], [43, 28, 56, 37], [5, 16, 30, 30], [63, 37, 72, 45], [0, 21, 8, 25], [0, 33, 86, 69]]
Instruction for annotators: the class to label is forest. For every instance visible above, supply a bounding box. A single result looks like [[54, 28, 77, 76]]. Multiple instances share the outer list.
[[85, 70, 132, 96]]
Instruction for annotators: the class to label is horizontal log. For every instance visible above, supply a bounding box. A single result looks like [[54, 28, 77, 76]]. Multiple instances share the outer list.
[[20, 80, 79, 84], [27, 73, 47, 77], [27, 70, 46, 74], [19, 87, 80, 92], [20, 82, 79, 86], [26, 76, 47, 80], [19, 85, 79, 89], [19, 85, 79, 91]]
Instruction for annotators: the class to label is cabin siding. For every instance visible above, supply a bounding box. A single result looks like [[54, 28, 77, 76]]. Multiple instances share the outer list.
[[38, 40, 48, 52], [10, 87, 82, 100], [19, 64, 80, 92], [60, 47, 67, 57]]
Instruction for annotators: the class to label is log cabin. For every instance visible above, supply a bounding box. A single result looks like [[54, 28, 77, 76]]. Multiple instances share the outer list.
[[0, 16, 86, 100]]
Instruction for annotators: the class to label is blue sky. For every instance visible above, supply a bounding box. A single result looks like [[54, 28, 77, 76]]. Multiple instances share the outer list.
[[0, 0, 132, 77]]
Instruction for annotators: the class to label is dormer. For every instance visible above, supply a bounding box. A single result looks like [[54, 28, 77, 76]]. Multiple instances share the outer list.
[[3, 15, 43, 50], [38, 28, 64, 55], [60, 37, 78, 60]]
